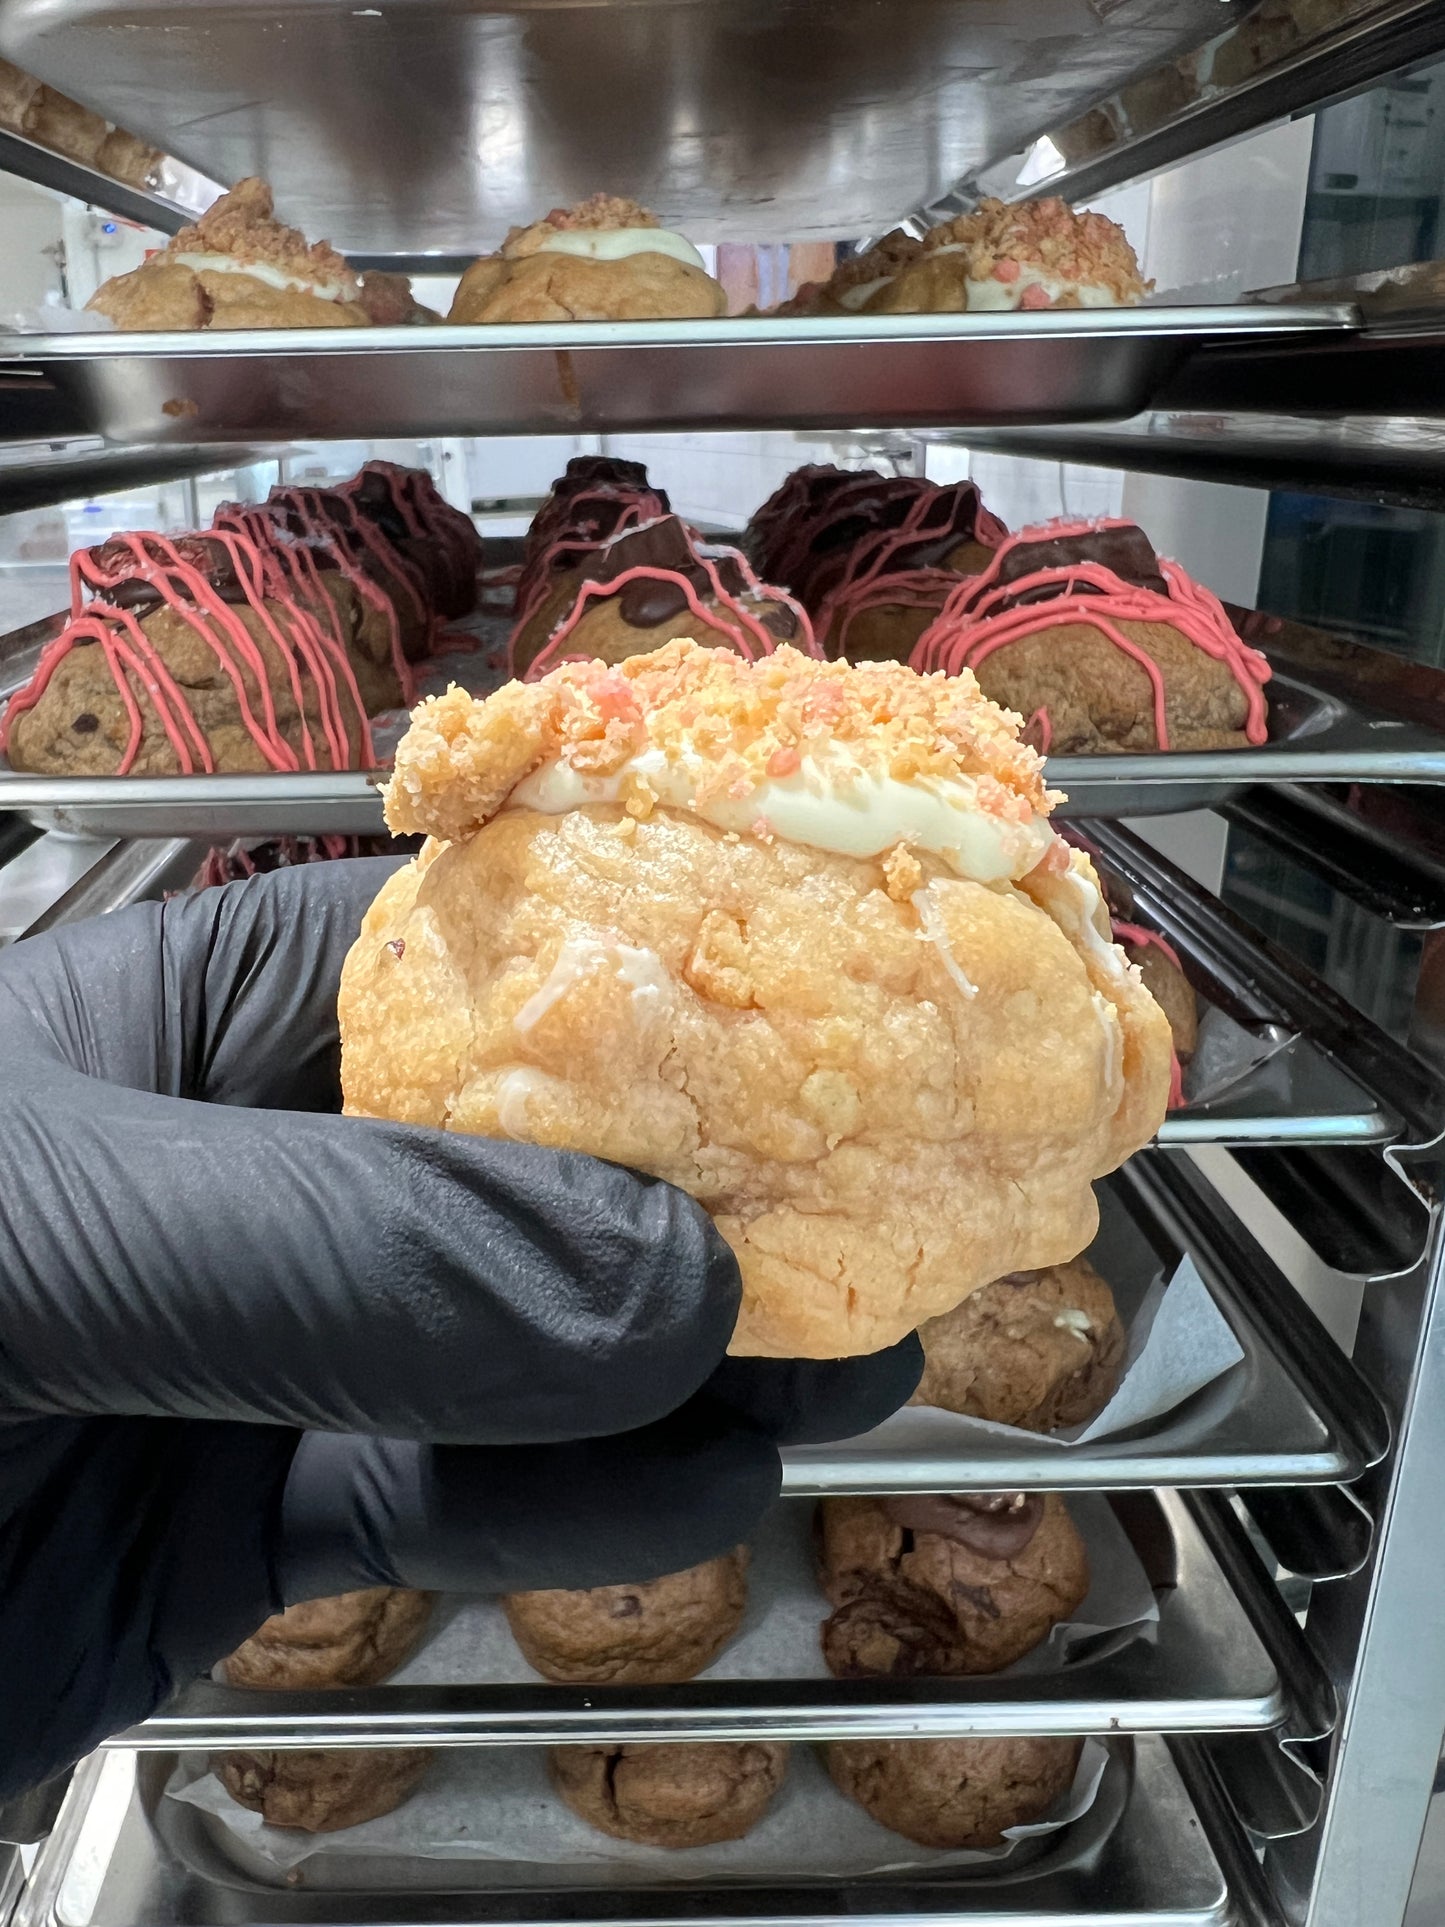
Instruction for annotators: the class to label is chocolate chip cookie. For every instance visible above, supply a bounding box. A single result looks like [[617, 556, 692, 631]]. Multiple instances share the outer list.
[[216, 1748, 430, 1832], [550, 1742, 788, 1848], [222, 1589, 433, 1690], [817, 1494, 1089, 1677], [912, 1258, 1126, 1430], [824, 1736, 1082, 1848], [504, 1549, 748, 1684]]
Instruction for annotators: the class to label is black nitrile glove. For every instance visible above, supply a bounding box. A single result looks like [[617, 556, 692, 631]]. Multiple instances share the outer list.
[[0, 858, 920, 1798]]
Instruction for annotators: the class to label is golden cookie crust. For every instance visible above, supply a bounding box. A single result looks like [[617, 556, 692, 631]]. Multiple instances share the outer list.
[[824, 1736, 1082, 1848], [504, 1550, 748, 1683], [448, 249, 725, 323], [816, 1493, 1090, 1676], [912, 1257, 1125, 1430], [550, 1742, 787, 1847], [216, 1749, 430, 1832], [222, 1589, 433, 1691], [340, 815, 1168, 1357]]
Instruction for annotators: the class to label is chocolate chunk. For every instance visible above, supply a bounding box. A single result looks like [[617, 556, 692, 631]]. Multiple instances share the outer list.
[[577, 514, 696, 588], [619, 577, 691, 629], [821, 1583, 964, 1678], [882, 1493, 1045, 1559], [761, 605, 799, 640], [71, 712, 100, 735]]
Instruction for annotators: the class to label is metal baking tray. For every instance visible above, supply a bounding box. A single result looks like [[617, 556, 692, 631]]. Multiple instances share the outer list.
[[20, 1738, 1238, 1927], [7, 663, 1445, 837], [110, 1489, 1286, 1751], [0, 307, 1355, 447], [783, 1154, 1387, 1495]]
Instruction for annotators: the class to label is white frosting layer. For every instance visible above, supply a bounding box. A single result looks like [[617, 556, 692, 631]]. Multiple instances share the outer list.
[[172, 251, 353, 303], [536, 227, 707, 272], [514, 933, 670, 1032], [509, 747, 1054, 883], [964, 265, 1123, 311]]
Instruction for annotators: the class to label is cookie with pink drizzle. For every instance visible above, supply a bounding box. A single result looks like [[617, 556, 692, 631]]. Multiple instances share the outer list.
[[515, 456, 671, 619], [912, 519, 1271, 753], [1112, 921, 1195, 1109], [745, 469, 932, 608], [811, 481, 1009, 662], [3, 528, 375, 777], [211, 500, 409, 713], [509, 514, 815, 678], [348, 461, 483, 619]]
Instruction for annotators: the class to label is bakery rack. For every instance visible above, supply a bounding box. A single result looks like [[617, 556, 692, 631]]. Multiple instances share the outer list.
[[4, 1, 1445, 1924]]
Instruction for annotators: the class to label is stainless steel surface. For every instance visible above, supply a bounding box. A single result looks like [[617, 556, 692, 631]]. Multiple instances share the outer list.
[[15, 836, 207, 937], [0, 126, 192, 235], [0, 441, 277, 515], [1266, 1182, 1445, 1927], [0, 308, 1358, 447], [19, 1740, 1232, 1925], [0, 0, 1253, 253], [1168, 1737, 1290, 1927], [116, 1491, 1285, 1750], [944, 0, 1445, 228], [929, 412, 1445, 511], [782, 1155, 1387, 1494]]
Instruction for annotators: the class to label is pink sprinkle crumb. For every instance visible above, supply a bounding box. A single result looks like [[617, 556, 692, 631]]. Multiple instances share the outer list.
[[993, 257, 1021, 284], [387, 938, 406, 958], [767, 745, 802, 777], [1020, 283, 1054, 311]]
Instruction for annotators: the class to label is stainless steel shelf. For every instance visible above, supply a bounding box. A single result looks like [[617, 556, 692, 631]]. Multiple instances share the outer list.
[[927, 411, 1445, 511], [0, 0, 1255, 252], [0, 439, 278, 513], [0, 125, 193, 234], [17, 1738, 1235, 1927], [0, 308, 1357, 447], [113, 1491, 1287, 1751], [12, 631, 1445, 836]]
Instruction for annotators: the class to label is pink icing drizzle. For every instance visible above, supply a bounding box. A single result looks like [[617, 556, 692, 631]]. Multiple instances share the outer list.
[[911, 518, 1271, 750], [516, 546, 818, 681], [214, 500, 416, 708]]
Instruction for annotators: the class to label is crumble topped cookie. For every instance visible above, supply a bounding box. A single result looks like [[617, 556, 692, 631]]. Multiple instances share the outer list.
[[342, 640, 1171, 1357], [449, 194, 726, 322], [87, 177, 368, 331]]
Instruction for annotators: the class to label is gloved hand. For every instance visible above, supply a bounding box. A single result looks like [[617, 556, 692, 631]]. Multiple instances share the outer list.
[[0, 856, 920, 1798]]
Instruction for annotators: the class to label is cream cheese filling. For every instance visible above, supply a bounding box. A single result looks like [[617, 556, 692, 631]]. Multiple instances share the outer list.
[[172, 252, 354, 303], [509, 746, 1054, 883], [535, 228, 707, 272]]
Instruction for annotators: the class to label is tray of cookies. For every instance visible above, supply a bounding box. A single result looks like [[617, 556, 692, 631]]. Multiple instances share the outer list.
[[60, 1735, 1237, 1925], [114, 1485, 1284, 1750], [6, 460, 1445, 841]]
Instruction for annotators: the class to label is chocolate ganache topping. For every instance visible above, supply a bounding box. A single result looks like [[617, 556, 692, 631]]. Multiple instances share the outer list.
[[573, 516, 800, 639], [91, 532, 247, 609], [993, 522, 1167, 603], [882, 1492, 1045, 1559]]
